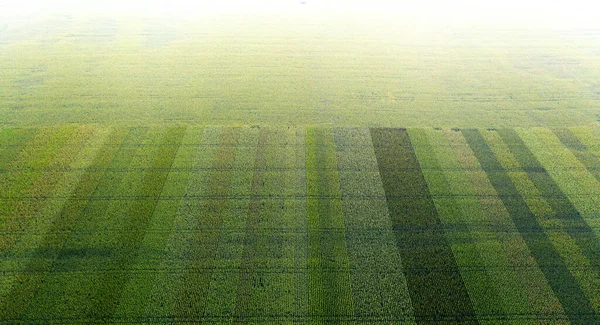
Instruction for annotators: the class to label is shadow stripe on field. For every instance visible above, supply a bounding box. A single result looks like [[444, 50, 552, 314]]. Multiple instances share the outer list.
[[553, 128, 600, 182], [463, 129, 599, 325], [174, 127, 241, 318], [0, 127, 130, 320], [232, 127, 269, 322], [499, 129, 600, 275], [370, 128, 478, 324], [88, 126, 187, 319], [0, 126, 85, 253]]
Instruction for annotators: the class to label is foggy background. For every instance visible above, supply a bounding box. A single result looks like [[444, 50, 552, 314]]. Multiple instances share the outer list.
[[1, 0, 599, 29]]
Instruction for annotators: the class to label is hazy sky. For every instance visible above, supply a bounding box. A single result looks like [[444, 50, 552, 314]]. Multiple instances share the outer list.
[[1, 0, 598, 28]]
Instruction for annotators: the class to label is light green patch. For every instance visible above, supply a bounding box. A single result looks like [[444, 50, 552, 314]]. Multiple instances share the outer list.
[[114, 127, 201, 320], [305, 127, 354, 322], [411, 128, 512, 321], [445, 129, 569, 320], [334, 127, 414, 321]]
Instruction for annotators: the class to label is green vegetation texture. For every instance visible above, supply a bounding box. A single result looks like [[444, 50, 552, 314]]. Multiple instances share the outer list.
[[2, 13, 600, 325], [0, 14, 599, 127], [0, 124, 598, 324]]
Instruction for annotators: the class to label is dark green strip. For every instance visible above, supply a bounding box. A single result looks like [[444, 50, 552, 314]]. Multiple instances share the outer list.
[[333, 127, 414, 319], [18, 128, 146, 319], [553, 128, 600, 182], [0, 127, 129, 320], [0, 127, 75, 217], [174, 127, 240, 318], [463, 129, 598, 325], [370, 128, 477, 324], [1, 126, 95, 255], [499, 129, 600, 276], [417, 130, 506, 318], [232, 128, 268, 323], [89, 126, 186, 319]]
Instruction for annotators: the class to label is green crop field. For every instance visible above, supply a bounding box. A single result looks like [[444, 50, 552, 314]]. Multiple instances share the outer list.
[[1, 7, 600, 324]]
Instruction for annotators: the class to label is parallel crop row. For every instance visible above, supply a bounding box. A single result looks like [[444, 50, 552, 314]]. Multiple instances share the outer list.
[[0, 125, 599, 323], [371, 128, 478, 323]]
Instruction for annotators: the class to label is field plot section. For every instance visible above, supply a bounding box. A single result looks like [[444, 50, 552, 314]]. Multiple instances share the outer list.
[[1, 15, 600, 127], [0, 125, 599, 323], [371, 128, 477, 323]]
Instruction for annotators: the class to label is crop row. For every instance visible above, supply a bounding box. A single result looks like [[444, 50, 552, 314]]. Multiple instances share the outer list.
[[463, 129, 595, 324], [371, 128, 478, 323], [0, 125, 599, 323]]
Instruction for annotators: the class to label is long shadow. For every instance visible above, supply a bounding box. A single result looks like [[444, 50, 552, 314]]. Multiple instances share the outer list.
[[463, 129, 598, 325], [371, 128, 478, 324]]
